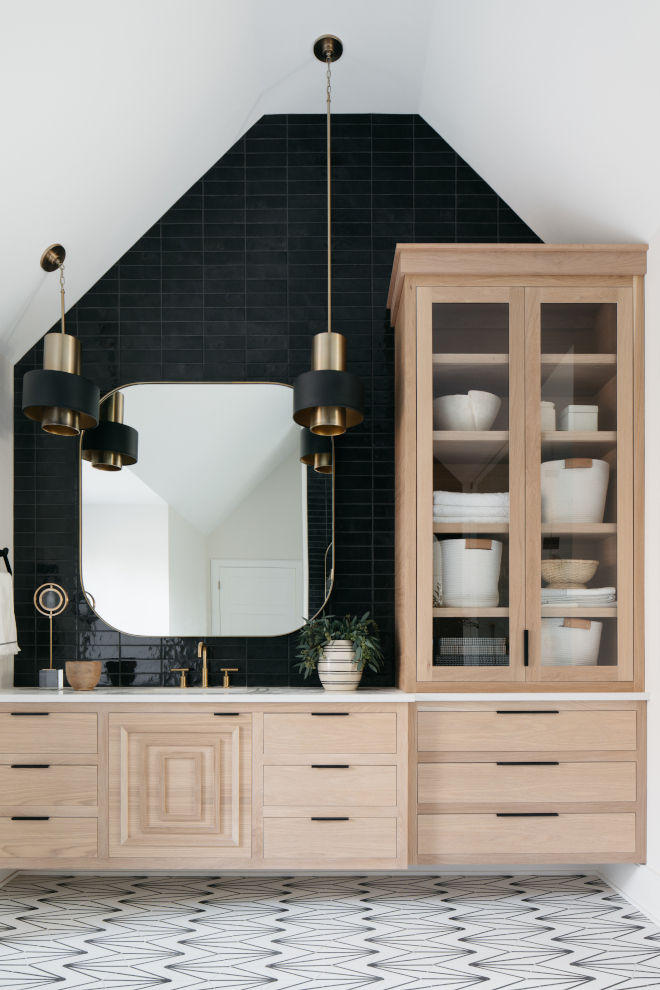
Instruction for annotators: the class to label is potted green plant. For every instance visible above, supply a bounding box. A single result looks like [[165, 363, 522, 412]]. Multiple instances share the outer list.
[[295, 612, 383, 691]]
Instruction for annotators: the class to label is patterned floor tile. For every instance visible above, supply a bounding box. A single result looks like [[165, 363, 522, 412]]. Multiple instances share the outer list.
[[0, 874, 657, 989]]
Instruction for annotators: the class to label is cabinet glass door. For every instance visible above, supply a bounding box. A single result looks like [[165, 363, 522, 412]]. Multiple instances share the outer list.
[[525, 288, 633, 681], [417, 287, 525, 682]]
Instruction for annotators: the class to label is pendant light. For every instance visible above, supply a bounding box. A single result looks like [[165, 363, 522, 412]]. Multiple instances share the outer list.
[[292, 36, 364, 436], [22, 245, 100, 436], [300, 427, 333, 475], [81, 391, 138, 471]]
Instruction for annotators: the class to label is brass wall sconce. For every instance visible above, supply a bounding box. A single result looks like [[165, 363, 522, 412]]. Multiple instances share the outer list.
[[22, 245, 100, 436], [81, 391, 138, 471], [34, 582, 69, 689]]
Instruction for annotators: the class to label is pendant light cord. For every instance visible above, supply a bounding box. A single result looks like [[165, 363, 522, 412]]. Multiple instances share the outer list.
[[59, 263, 65, 333], [326, 55, 331, 334]]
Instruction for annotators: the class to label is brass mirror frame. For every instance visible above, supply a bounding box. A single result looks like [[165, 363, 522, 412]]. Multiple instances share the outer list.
[[78, 381, 335, 638]]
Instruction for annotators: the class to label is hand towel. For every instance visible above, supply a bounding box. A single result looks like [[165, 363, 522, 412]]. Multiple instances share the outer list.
[[0, 573, 19, 657], [541, 586, 616, 606], [433, 490, 509, 507], [433, 506, 509, 519]]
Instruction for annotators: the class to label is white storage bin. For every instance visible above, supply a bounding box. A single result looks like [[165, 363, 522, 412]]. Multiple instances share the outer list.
[[541, 458, 610, 524], [540, 401, 556, 431], [557, 404, 598, 431], [440, 538, 502, 607], [433, 540, 443, 605], [541, 617, 603, 666]]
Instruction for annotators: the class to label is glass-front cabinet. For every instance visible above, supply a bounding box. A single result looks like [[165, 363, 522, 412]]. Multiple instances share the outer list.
[[390, 245, 645, 690]]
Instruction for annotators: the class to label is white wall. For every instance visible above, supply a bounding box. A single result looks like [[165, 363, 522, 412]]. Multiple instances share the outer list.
[[599, 230, 660, 926], [207, 449, 304, 562], [83, 503, 169, 635], [0, 354, 13, 687], [167, 506, 208, 636]]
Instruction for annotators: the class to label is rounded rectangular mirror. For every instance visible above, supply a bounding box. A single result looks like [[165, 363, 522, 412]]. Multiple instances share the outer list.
[[80, 382, 333, 636]]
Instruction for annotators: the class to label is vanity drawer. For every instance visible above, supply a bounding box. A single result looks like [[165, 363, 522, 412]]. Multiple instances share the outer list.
[[0, 765, 98, 807], [418, 762, 637, 805], [0, 713, 97, 754], [418, 711, 637, 753], [264, 817, 397, 859], [0, 818, 97, 858], [264, 765, 397, 807], [263, 713, 397, 754], [418, 813, 636, 859]]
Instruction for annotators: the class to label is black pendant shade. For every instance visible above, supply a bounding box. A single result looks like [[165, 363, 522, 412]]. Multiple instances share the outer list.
[[293, 370, 364, 434], [81, 391, 138, 471], [23, 367, 100, 433], [300, 427, 333, 474]]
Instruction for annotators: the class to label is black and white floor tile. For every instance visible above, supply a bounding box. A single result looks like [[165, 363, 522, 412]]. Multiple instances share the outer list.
[[0, 873, 658, 989]]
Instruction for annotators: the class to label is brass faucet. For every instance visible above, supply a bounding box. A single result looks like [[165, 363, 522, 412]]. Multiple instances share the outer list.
[[221, 668, 238, 689], [171, 668, 188, 688], [197, 641, 209, 688]]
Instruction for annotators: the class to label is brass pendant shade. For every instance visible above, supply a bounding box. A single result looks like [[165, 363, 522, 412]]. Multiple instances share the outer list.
[[291, 37, 365, 437], [22, 245, 100, 436], [81, 391, 138, 471], [300, 427, 333, 474]]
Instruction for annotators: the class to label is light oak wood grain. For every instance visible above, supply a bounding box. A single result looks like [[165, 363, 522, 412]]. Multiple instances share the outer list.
[[262, 713, 397, 754], [263, 765, 397, 807], [0, 713, 97, 753], [263, 817, 397, 860], [0, 818, 97, 858], [0, 765, 97, 807]]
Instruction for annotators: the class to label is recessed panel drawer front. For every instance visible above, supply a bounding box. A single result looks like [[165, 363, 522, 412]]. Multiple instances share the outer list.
[[418, 813, 636, 858], [263, 817, 397, 859], [0, 765, 98, 807], [418, 762, 637, 804], [264, 765, 397, 807], [0, 713, 98, 754], [418, 711, 637, 752], [263, 713, 397, 754], [0, 818, 97, 858]]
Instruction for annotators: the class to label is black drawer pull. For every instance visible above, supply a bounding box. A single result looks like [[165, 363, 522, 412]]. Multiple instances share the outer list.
[[311, 765, 349, 769], [214, 713, 239, 716], [311, 712, 349, 716], [11, 816, 49, 821], [10, 764, 50, 769], [311, 817, 349, 821], [496, 710, 559, 714], [10, 712, 50, 716], [496, 762, 559, 766], [524, 629, 529, 666], [496, 813, 559, 817]]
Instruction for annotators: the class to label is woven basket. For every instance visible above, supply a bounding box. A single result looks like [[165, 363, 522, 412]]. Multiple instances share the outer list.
[[541, 558, 598, 589]]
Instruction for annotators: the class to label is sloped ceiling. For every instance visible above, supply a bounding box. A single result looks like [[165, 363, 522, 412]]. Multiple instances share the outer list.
[[2, 0, 658, 364]]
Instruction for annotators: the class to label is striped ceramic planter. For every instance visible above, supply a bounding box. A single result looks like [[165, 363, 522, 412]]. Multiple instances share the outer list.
[[317, 640, 362, 692]]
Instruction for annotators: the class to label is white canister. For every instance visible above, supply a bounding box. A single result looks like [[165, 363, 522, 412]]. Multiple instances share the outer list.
[[541, 458, 610, 524], [557, 404, 599, 431], [540, 401, 556, 431], [433, 539, 443, 605], [440, 538, 503, 607], [541, 618, 602, 666], [317, 640, 362, 692]]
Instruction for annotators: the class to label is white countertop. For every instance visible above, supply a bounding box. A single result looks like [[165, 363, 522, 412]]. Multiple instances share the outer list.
[[0, 687, 649, 703]]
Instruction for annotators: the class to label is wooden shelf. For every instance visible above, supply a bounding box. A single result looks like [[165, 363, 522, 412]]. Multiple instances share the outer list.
[[432, 354, 510, 395], [541, 607, 617, 618], [433, 608, 509, 618], [541, 523, 616, 536], [541, 354, 616, 392], [433, 523, 509, 534], [541, 431, 617, 457], [433, 431, 509, 465]]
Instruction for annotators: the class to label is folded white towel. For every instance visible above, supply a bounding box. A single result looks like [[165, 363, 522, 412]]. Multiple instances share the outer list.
[[433, 514, 509, 524], [541, 586, 616, 606], [0, 573, 19, 658], [433, 490, 509, 507], [434, 506, 509, 518]]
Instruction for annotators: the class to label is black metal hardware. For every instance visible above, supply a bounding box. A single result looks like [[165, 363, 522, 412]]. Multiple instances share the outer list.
[[496, 762, 559, 766], [496, 710, 559, 714], [214, 713, 239, 716], [311, 765, 349, 769], [11, 816, 49, 821], [10, 712, 50, 716], [524, 629, 529, 666], [10, 765, 50, 769], [311, 817, 349, 821], [0, 548, 11, 575], [311, 712, 349, 716], [496, 813, 559, 817]]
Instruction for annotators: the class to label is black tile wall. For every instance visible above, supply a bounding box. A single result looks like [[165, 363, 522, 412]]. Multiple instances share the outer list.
[[13, 114, 540, 689]]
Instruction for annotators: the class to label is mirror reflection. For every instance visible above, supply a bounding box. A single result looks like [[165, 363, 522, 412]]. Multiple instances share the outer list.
[[81, 383, 333, 637]]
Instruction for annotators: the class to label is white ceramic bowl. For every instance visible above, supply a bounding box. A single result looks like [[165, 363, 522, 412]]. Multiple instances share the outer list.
[[433, 390, 501, 431]]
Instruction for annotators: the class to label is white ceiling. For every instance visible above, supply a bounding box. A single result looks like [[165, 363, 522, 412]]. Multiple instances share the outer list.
[[2, 0, 658, 364]]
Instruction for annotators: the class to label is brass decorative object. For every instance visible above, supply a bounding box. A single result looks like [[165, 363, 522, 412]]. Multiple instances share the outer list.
[[23, 247, 100, 435], [292, 36, 364, 436], [34, 582, 68, 689]]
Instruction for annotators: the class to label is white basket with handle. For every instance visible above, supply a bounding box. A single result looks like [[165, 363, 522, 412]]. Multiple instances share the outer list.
[[440, 538, 502, 607], [541, 617, 603, 666], [541, 458, 610, 524]]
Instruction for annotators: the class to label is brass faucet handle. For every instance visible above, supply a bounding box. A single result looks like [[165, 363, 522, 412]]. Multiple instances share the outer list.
[[220, 667, 239, 688], [171, 668, 189, 688]]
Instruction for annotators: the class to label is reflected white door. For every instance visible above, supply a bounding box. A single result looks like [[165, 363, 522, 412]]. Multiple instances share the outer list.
[[210, 559, 303, 636]]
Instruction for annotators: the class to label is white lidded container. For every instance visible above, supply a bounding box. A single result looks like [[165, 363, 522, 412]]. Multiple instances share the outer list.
[[541, 458, 610, 524], [440, 538, 502, 607], [541, 617, 602, 666], [433, 538, 443, 605], [557, 404, 598, 431], [540, 401, 556, 431]]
